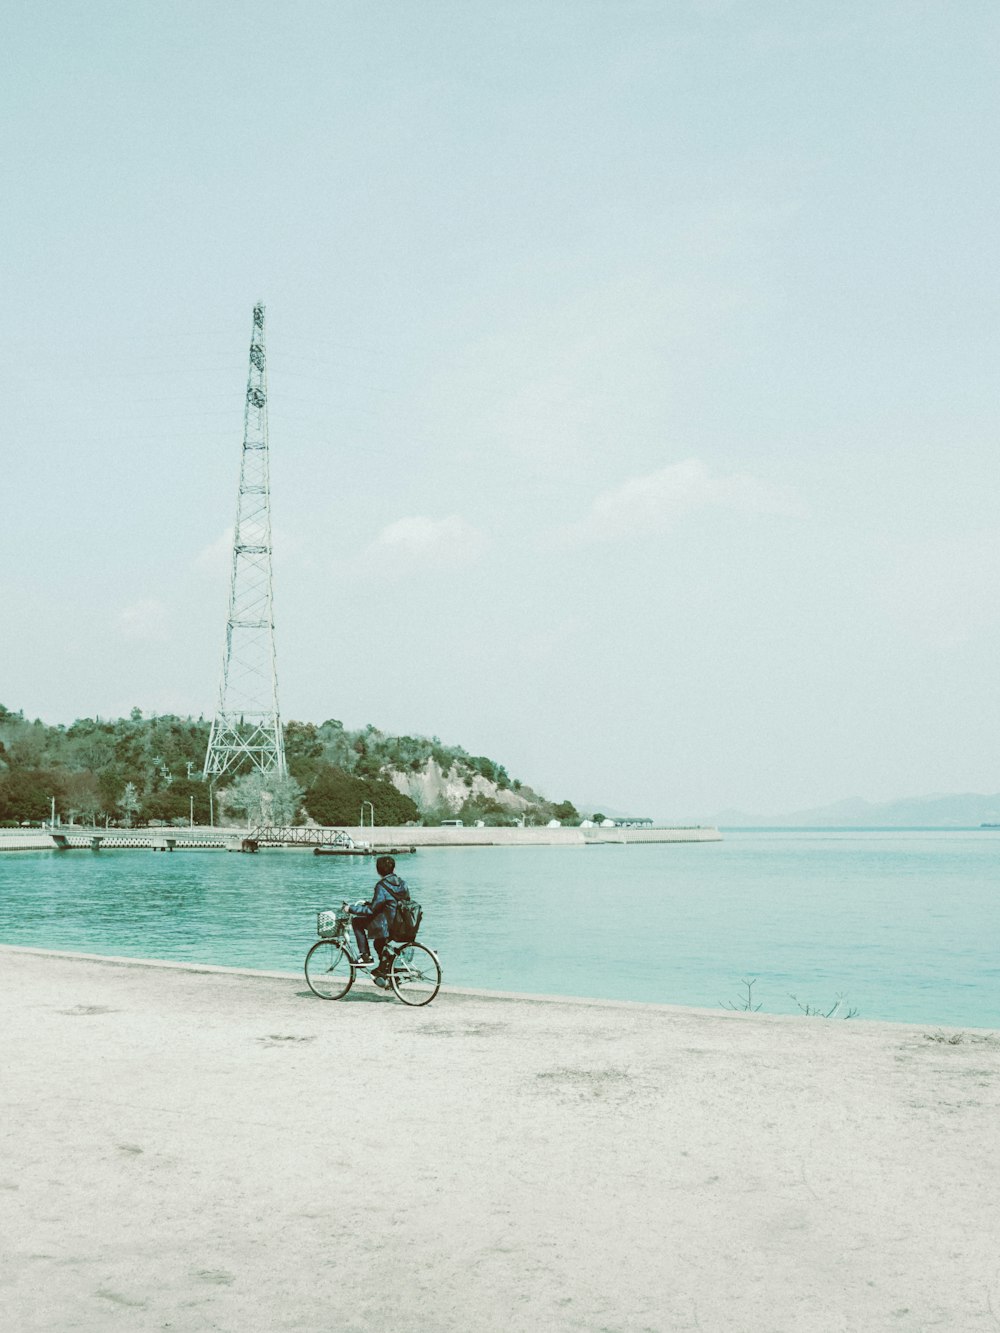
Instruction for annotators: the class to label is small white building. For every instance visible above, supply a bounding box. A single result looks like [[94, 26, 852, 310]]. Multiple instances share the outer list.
[[546, 818, 561, 827]]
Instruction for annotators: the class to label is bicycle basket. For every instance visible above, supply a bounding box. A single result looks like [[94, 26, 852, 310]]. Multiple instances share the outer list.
[[317, 910, 345, 938]]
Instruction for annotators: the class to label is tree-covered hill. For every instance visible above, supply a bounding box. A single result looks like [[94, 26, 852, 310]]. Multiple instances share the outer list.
[[0, 706, 582, 828]]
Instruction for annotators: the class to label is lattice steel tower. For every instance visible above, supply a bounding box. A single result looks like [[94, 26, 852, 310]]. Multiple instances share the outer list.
[[203, 303, 287, 780]]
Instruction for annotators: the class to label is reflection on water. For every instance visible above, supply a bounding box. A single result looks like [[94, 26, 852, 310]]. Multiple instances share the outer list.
[[1, 832, 999, 1027]]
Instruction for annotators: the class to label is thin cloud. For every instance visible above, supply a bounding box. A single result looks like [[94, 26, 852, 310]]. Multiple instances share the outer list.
[[194, 525, 304, 577], [364, 515, 489, 573], [560, 458, 800, 544], [117, 598, 169, 643]]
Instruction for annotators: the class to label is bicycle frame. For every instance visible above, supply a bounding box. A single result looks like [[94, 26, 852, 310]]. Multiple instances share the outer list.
[[320, 906, 406, 969]]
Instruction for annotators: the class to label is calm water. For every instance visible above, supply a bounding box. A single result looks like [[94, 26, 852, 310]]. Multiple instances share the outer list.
[[1, 830, 998, 1028]]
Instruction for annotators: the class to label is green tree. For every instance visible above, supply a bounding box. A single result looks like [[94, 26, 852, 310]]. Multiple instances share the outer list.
[[303, 765, 419, 826], [8, 725, 46, 768], [62, 771, 103, 824], [118, 782, 141, 828], [457, 795, 516, 826], [304, 766, 361, 825], [552, 800, 580, 825], [0, 769, 62, 823], [0, 705, 585, 834], [144, 777, 211, 825], [221, 772, 304, 827], [66, 723, 116, 773], [284, 721, 325, 784]]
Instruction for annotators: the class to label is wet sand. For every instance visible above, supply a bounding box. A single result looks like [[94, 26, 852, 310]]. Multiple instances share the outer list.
[[2, 945, 998, 1331]]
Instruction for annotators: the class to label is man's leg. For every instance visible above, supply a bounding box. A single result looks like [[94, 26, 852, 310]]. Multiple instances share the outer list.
[[351, 916, 373, 961], [372, 935, 390, 976]]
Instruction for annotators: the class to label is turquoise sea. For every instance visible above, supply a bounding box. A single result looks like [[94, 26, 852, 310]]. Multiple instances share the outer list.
[[1, 830, 998, 1028]]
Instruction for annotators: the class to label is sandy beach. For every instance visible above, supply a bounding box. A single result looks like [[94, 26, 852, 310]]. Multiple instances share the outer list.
[[2, 947, 998, 1332]]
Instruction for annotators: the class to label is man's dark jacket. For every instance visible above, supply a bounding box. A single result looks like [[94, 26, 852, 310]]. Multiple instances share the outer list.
[[366, 873, 409, 939]]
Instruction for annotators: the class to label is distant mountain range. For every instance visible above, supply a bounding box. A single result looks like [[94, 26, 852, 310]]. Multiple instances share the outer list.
[[705, 792, 1000, 829]]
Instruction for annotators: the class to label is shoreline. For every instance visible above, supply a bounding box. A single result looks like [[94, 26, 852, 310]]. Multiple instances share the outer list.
[[4, 942, 1000, 1034], [3, 946, 1000, 1330]]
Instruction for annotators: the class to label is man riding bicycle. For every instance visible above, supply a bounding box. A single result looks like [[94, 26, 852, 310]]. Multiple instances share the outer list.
[[348, 855, 410, 986]]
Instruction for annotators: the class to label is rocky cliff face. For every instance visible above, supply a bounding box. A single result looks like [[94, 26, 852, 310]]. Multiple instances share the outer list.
[[385, 758, 532, 816]]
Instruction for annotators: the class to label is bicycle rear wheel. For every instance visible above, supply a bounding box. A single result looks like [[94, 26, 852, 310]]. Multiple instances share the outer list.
[[389, 943, 441, 1007], [305, 940, 354, 1000]]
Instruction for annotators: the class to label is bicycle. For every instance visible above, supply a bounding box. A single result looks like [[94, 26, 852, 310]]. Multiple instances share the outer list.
[[304, 902, 442, 1007]]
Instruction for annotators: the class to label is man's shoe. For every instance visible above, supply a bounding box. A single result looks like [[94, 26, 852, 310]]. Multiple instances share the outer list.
[[354, 956, 374, 967], [374, 975, 390, 988]]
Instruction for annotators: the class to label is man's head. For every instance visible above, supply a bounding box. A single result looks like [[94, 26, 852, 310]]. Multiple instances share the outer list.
[[376, 855, 396, 876]]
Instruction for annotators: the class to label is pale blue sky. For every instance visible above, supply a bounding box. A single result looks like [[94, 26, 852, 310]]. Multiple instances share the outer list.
[[3, 2, 999, 816]]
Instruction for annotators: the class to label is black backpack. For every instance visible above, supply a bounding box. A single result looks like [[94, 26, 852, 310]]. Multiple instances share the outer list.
[[392, 896, 422, 943]]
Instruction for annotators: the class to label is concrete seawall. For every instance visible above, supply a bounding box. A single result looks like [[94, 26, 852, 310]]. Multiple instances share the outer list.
[[0, 824, 721, 851], [0, 830, 230, 851], [335, 823, 723, 847]]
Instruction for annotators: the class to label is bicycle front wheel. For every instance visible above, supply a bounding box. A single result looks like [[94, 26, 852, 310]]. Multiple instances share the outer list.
[[305, 940, 355, 1000], [389, 943, 442, 1007]]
